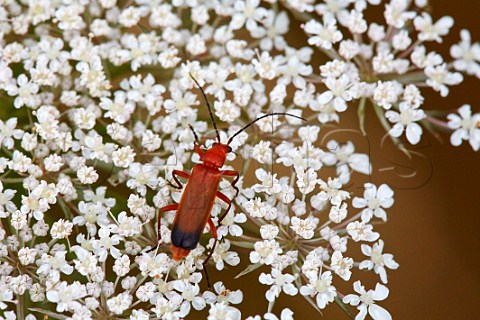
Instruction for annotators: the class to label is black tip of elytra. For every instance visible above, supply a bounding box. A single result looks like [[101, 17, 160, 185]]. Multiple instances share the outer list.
[[171, 225, 201, 250]]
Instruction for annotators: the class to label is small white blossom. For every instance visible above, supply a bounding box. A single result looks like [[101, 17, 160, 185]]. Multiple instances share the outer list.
[[343, 281, 391, 320], [359, 240, 399, 284], [300, 271, 337, 309], [259, 268, 298, 302], [447, 104, 480, 151], [330, 251, 353, 281]]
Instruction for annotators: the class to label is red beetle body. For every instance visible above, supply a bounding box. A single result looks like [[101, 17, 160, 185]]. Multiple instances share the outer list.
[[156, 76, 304, 283], [170, 145, 230, 260]]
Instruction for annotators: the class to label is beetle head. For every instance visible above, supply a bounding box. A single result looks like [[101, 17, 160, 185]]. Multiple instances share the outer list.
[[204, 143, 231, 168]]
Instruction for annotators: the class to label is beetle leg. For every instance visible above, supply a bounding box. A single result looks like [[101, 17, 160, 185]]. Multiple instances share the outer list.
[[158, 204, 179, 241], [216, 191, 232, 224], [168, 170, 190, 189], [202, 218, 218, 289], [220, 170, 240, 196], [145, 203, 179, 254]]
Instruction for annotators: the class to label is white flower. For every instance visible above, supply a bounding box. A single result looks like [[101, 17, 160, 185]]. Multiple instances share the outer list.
[[186, 34, 207, 56], [137, 252, 171, 279], [296, 168, 318, 194], [252, 51, 279, 80], [384, 0, 416, 29], [372, 51, 395, 74], [73, 107, 96, 130], [259, 268, 298, 302], [18, 247, 37, 265], [414, 13, 454, 43], [359, 240, 399, 284], [0, 282, 13, 310], [329, 203, 348, 223], [113, 254, 131, 277], [209, 239, 240, 271], [5, 74, 40, 109], [322, 140, 371, 184], [46, 281, 87, 312], [11, 210, 28, 230], [43, 154, 64, 172], [100, 91, 135, 124], [203, 281, 243, 306], [317, 178, 349, 207], [230, 0, 267, 32], [252, 169, 282, 195], [392, 30, 412, 51], [107, 292, 133, 314], [77, 165, 99, 184], [0, 182, 17, 216], [300, 271, 337, 309], [112, 146, 136, 168], [263, 308, 294, 320], [450, 29, 480, 77], [50, 219, 73, 239], [208, 302, 241, 320], [447, 104, 480, 151], [250, 240, 282, 265], [127, 163, 159, 196], [130, 309, 150, 320], [304, 16, 343, 50], [290, 216, 316, 239], [343, 281, 391, 320], [151, 293, 188, 319], [172, 279, 206, 313], [347, 221, 380, 242], [373, 81, 402, 110], [425, 63, 463, 97], [113, 211, 142, 237], [317, 74, 356, 112], [215, 100, 241, 123], [330, 251, 353, 281], [55, 5, 85, 30], [386, 104, 425, 144], [260, 225, 279, 240], [217, 211, 246, 238], [92, 226, 123, 262], [252, 11, 289, 51], [353, 183, 394, 222], [72, 246, 98, 276], [119, 7, 142, 27], [37, 251, 74, 279], [72, 201, 109, 236], [0, 118, 23, 150]]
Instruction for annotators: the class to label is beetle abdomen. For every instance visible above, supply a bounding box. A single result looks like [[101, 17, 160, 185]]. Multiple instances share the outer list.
[[171, 224, 201, 250]]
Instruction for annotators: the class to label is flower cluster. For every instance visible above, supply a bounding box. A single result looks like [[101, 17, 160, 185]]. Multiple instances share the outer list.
[[0, 0, 478, 319]]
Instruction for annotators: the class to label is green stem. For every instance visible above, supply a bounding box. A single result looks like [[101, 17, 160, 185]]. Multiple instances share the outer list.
[[17, 294, 24, 320], [357, 97, 367, 136]]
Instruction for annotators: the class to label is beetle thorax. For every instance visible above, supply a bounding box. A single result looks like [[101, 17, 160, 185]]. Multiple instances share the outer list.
[[203, 143, 229, 169]]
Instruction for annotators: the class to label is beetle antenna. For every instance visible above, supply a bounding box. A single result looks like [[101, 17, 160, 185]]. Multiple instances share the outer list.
[[227, 113, 306, 145], [188, 124, 201, 146], [189, 73, 221, 143]]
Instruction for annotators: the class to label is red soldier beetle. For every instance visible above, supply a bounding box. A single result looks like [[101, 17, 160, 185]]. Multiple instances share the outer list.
[[158, 75, 305, 285]]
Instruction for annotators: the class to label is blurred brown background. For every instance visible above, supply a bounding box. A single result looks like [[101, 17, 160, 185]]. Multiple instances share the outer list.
[[218, 0, 480, 319]]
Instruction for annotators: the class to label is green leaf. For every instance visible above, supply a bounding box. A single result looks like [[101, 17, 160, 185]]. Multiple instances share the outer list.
[[229, 240, 255, 249], [334, 296, 355, 319], [29, 308, 69, 320], [358, 97, 367, 136], [235, 263, 262, 279]]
